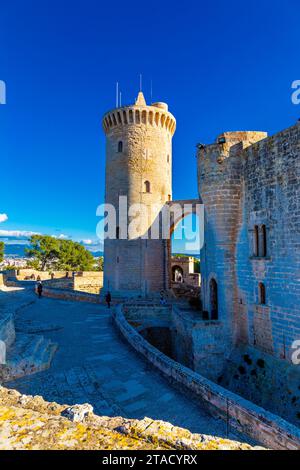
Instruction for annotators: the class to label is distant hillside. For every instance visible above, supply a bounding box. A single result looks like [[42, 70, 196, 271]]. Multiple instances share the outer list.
[[4, 243, 190, 260], [3, 243, 103, 259], [88, 250, 103, 258], [172, 252, 200, 259]]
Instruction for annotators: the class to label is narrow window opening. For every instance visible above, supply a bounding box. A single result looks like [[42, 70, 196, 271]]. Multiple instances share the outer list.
[[116, 226, 120, 239], [210, 278, 218, 320], [261, 224, 267, 257], [118, 141, 123, 153], [259, 282, 266, 305], [254, 225, 259, 257], [144, 181, 151, 193]]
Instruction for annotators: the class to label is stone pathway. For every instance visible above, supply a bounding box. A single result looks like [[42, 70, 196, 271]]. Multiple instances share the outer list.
[[6, 290, 249, 441], [0, 285, 35, 314]]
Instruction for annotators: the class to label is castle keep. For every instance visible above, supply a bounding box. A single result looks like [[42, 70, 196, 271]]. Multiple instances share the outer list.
[[102, 92, 176, 296]]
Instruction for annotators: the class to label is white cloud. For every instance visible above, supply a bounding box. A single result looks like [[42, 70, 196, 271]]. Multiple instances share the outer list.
[[0, 230, 40, 238], [51, 233, 68, 239], [82, 239, 93, 245], [0, 214, 8, 223]]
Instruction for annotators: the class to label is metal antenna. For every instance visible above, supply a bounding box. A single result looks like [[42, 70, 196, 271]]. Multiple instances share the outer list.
[[116, 82, 119, 107], [119, 91, 122, 107]]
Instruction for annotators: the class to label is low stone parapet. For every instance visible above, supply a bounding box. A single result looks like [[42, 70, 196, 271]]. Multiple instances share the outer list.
[[40, 286, 102, 304], [113, 304, 300, 450], [0, 312, 15, 351]]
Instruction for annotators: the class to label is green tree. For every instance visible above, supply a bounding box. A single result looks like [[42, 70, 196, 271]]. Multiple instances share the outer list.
[[57, 239, 95, 271], [0, 241, 4, 263], [26, 235, 95, 272], [95, 256, 104, 272], [194, 258, 200, 273], [26, 258, 41, 270], [26, 235, 60, 271]]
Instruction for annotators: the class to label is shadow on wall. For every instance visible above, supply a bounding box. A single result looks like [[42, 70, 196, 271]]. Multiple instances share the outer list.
[[218, 345, 300, 427], [139, 327, 174, 358]]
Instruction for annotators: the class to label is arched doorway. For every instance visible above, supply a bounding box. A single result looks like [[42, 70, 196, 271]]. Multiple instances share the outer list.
[[169, 207, 202, 300], [170, 213, 200, 260], [172, 265, 184, 283], [210, 278, 218, 320]]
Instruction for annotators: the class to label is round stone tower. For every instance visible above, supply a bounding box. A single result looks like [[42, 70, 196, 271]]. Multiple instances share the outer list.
[[197, 131, 267, 343], [102, 92, 176, 297]]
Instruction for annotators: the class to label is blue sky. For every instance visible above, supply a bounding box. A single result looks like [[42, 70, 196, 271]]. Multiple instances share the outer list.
[[0, 0, 299, 253]]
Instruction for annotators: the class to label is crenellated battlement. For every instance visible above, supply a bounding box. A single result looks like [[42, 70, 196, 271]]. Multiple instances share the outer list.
[[102, 92, 176, 136], [197, 130, 268, 163]]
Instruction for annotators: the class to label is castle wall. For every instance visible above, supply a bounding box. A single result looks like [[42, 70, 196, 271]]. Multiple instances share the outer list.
[[11, 269, 71, 281], [197, 124, 300, 364], [220, 345, 300, 426], [114, 304, 300, 449], [197, 133, 267, 343], [171, 306, 230, 380], [73, 272, 103, 294], [236, 123, 300, 361]]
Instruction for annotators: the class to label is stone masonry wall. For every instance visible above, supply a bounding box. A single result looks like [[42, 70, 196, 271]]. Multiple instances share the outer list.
[[13, 269, 70, 281], [171, 307, 231, 380], [73, 272, 103, 294], [40, 286, 101, 304], [220, 345, 300, 427], [113, 304, 300, 449], [236, 123, 300, 361], [197, 132, 268, 348], [197, 124, 300, 364], [103, 93, 175, 296]]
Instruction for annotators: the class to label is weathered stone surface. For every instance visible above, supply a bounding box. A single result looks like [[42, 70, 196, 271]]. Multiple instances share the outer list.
[[0, 286, 57, 383], [62, 403, 94, 422], [0, 387, 261, 450]]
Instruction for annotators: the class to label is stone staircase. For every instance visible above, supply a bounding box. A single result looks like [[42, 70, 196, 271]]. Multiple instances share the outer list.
[[1, 333, 57, 382]]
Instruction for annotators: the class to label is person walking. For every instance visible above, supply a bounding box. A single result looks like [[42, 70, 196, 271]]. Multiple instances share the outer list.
[[105, 291, 112, 309], [37, 281, 43, 299]]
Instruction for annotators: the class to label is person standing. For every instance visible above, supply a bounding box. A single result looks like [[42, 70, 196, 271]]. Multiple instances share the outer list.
[[105, 291, 112, 309], [37, 281, 43, 299]]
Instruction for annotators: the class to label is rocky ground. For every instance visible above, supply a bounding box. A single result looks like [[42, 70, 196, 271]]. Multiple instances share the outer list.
[[0, 387, 263, 450]]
